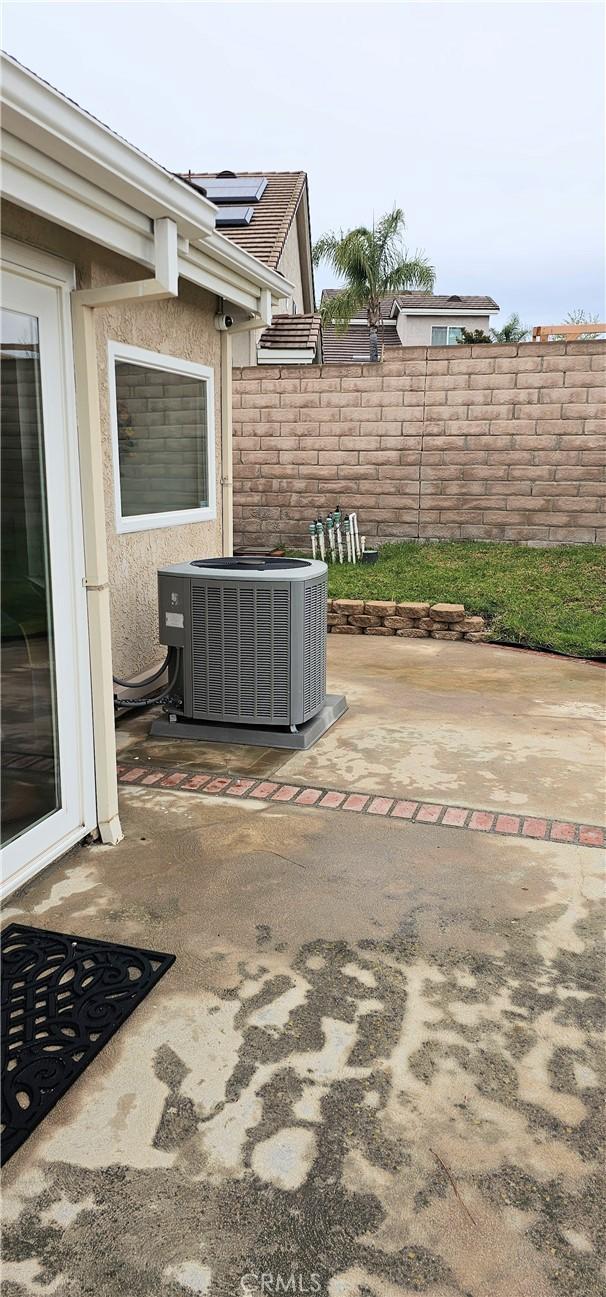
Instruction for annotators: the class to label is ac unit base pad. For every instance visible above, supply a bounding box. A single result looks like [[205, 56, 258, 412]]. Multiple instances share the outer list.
[[150, 693, 348, 751]]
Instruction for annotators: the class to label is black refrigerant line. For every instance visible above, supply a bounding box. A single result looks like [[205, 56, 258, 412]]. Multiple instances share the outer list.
[[113, 646, 182, 709]]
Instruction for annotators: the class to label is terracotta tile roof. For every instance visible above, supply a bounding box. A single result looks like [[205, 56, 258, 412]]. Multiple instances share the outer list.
[[321, 289, 499, 314], [179, 171, 307, 270], [259, 314, 321, 352], [321, 323, 403, 364]]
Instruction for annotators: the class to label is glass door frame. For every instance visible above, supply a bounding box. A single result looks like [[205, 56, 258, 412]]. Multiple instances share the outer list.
[[1, 240, 96, 897]]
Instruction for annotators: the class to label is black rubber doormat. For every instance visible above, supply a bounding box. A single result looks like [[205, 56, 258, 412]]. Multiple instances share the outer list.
[[1, 923, 175, 1165]]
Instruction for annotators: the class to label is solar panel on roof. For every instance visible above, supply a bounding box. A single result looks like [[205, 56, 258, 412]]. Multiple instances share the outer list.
[[215, 205, 255, 227], [203, 177, 267, 204]]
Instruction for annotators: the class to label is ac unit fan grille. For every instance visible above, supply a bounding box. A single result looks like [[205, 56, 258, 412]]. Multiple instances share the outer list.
[[191, 582, 290, 722]]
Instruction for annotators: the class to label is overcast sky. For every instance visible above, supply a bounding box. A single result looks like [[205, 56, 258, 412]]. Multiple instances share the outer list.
[[4, 1, 604, 327]]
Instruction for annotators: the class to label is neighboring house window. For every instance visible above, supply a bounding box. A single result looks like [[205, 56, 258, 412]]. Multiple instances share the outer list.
[[108, 342, 215, 533], [431, 326, 464, 346]]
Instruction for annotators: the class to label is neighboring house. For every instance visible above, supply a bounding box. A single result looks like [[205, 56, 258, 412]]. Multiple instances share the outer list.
[[179, 170, 316, 364], [321, 291, 499, 360], [0, 56, 292, 896]]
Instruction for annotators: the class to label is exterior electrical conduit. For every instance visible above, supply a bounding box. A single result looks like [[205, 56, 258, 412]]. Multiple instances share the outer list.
[[71, 218, 179, 846], [218, 289, 271, 556]]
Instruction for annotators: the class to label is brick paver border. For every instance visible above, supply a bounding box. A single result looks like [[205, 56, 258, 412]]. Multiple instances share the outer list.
[[116, 763, 605, 849]]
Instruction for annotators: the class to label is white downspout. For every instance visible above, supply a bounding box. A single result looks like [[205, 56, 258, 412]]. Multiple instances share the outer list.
[[218, 289, 272, 557], [220, 329, 233, 555], [71, 218, 179, 845]]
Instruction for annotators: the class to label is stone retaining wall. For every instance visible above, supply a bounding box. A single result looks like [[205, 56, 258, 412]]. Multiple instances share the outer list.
[[328, 600, 489, 641]]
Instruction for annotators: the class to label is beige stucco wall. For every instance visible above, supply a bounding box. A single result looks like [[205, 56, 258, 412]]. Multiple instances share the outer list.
[[397, 313, 491, 345], [1, 202, 223, 678], [277, 220, 305, 314]]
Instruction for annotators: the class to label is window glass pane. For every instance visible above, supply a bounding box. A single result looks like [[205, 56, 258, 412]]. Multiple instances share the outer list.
[[448, 327, 464, 344], [115, 361, 209, 518], [1, 308, 60, 845], [431, 327, 447, 345]]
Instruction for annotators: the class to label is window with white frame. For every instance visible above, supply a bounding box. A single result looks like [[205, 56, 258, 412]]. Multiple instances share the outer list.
[[108, 343, 215, 533], [431, 326, 464, 346]]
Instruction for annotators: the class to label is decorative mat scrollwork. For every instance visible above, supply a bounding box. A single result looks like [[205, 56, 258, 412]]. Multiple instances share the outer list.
[[1, 923, 175, 1164]]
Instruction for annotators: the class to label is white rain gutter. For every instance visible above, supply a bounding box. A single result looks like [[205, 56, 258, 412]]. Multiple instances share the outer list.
[[71, 217, 179, 846]]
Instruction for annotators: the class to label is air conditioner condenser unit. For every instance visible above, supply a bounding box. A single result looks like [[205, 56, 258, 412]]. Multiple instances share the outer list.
[[150, 557, 347, 749]]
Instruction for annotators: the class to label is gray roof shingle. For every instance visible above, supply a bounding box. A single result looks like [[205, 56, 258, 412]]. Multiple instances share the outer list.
[[321, 323, 403, 364], [321, 289, 499, 314]]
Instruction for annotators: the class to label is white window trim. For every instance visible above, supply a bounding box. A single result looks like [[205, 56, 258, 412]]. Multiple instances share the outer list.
[[431, 326, 464, 346], [108, 340, 216, 534]]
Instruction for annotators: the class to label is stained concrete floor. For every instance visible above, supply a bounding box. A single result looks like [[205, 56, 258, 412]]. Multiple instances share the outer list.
[[117, 638, 606, 824], [2, 640, 605, 1297]]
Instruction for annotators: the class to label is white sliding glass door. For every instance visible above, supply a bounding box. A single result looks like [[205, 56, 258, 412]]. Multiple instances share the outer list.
[[1, 244, 95, 897]]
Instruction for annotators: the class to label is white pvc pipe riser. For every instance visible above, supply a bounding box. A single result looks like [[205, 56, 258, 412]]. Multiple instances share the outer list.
[[220, 329, 233, 555]]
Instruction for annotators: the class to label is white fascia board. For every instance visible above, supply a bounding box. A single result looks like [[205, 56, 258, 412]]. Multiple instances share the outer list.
[[180, 244, 259, 314], [1, 54, 217, 242], [2, 134, 158, 268], [202, 231, 294, 306], [181, 241, 291, 314], [350, 318, 397, 326], [257, 347, 315, 364], [396, 307, 495, 317]]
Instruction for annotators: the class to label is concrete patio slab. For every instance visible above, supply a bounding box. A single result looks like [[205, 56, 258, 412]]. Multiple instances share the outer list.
[[2, 785, 604, 1297], [281, 639, 605, 824], [117, 638, 605, 826]]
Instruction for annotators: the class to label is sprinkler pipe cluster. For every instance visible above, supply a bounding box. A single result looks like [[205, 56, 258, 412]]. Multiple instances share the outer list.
[[308, 506, 365, 564]]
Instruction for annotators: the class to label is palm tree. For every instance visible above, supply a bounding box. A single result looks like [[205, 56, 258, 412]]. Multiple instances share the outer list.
[[457, 327, 492, 345], [490, 312, 528, 343], [313, 208, 435, 361]]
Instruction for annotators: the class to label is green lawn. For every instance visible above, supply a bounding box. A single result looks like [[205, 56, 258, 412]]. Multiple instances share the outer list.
[[324, 541, 606, 659]]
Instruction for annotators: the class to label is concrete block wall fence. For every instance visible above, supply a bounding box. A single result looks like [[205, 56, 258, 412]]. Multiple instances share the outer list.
[[232, 341, 605, 549]]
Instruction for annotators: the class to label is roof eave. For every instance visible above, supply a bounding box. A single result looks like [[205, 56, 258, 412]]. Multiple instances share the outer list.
[[1, 53, 217, 241], [200, 230, 294, 305], [1, 54, 294, 311], [397, 307, 497, 317]]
